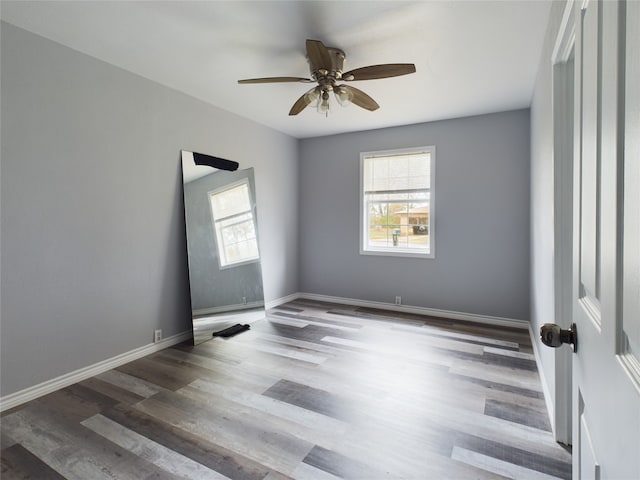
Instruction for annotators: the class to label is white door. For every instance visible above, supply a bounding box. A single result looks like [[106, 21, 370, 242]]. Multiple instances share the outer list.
[[572, 0, 640, 478]]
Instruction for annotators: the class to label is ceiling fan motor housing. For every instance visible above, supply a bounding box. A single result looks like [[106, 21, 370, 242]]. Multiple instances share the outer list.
[[309, 47, 346, 88]]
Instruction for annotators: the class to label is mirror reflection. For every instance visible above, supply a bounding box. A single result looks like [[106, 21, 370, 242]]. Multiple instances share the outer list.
[[181, 151, 265, 345]]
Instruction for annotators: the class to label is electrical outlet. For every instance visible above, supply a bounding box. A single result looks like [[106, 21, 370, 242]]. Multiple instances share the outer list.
[[154, 329, 162, 343], [395, 296, 402, 305]]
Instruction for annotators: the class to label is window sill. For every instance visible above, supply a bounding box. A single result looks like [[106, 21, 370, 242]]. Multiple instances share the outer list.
[[360, 248, 434, 259]]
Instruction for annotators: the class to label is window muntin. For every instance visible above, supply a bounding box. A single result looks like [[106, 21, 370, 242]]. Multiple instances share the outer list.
[[361, 147, 434, 258], [209, 180, 259, 268]]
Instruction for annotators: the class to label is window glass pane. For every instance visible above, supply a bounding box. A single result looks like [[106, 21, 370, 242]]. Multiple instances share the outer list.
[[391, 225, 407, 247], [410, 233, 429, 247], [388, 204, 404, 226], [237, 220, 256, 240], [371, 225, 394, 248], [231, 224, 246, 242], [210, 183, 251, 219], [229, 241, 250, 263], [368, 202, 387, 226], [221, 225, 235, 244], [225, 244, 239, 263]]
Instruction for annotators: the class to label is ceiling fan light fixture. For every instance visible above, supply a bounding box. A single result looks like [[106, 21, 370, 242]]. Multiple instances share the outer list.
[[335, 85, 353, 107], [304, 87, 320, 104], [317, 90, 330, 116]]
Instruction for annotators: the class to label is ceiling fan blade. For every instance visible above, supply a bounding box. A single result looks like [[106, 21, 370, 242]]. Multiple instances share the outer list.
[[238, 77, 313, 84], [306, 39, 332, 72], [342, 64, 416, 81], [288, 87, 319, 115], [342, 85, 379, 111]]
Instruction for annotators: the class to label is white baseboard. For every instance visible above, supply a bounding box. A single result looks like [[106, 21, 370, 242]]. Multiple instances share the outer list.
[[266, 292, 301, 310], [193, 300, 265, 317], [293, 292, 529, 330], [0, 330, 192, 412]]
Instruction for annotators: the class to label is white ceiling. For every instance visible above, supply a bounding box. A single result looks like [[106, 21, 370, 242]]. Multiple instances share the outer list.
[[0, 1, 551, 139]]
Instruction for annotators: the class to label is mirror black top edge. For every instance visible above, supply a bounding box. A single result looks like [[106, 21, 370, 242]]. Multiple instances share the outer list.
[[183, 150, 239, 172]]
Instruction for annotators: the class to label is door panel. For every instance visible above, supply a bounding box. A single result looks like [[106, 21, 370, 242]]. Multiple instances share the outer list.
[[579, 0, 601, 313], [579, 410, 600, 480], [572, 1, 640, 479]]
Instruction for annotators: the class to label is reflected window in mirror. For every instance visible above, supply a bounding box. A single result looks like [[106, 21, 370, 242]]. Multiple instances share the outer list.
[[209, 179, 259, 268]]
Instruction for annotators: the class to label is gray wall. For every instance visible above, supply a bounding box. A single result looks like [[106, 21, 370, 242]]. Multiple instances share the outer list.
[[183, 168, 263, 311], [299, 110, 531, 320], [530, 0, 568, 421], [0, 23, 298, 397]]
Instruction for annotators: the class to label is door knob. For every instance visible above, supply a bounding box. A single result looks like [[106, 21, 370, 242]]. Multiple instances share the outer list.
[[540, 323, 577, 353]]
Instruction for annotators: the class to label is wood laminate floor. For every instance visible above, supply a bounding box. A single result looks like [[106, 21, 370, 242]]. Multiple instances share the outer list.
[[1, 300, 572, 479]]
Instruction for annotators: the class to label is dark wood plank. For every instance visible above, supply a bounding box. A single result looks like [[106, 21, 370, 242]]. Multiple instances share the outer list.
[[102, 403, 272, 480], [484, 399, 552, 431], [115, 356, 198, 391], [1, 443, 66, 480], [302, 445, 390, 479], [78, 376, 146, 405], [262, 379, 361, 422], [455, 432, 571, 479]]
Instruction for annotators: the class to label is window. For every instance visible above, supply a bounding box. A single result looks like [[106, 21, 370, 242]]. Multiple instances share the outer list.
[[360, 146, 434, 258], [209, 180, 259, 268]]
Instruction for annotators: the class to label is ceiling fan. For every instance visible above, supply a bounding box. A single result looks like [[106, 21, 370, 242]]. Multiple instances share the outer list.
[[238, 39, 416, 116]]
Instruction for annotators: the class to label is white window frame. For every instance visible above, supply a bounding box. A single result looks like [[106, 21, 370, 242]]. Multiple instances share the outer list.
[[208, 178, 260, 269], [359, 146, 435, 259]]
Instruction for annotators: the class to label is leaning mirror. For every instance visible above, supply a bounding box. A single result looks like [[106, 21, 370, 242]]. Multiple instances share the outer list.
[[181, 150, 265, 345]]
